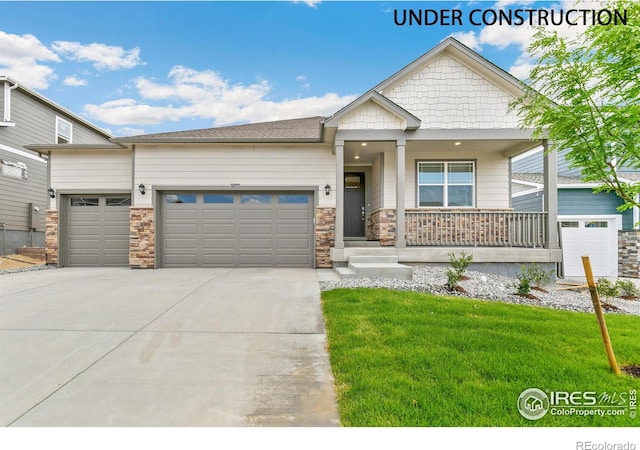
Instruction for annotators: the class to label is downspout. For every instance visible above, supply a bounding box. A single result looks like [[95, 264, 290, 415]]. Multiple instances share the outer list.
[[0, 223, 6, 256], [635, 194, 639, 229], [3, 79, 19, 123]]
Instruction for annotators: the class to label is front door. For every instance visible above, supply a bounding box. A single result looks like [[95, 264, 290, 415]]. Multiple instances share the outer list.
[[344, 173, 365, 237]]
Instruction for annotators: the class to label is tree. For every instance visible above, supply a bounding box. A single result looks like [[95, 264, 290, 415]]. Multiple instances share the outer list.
[[512, 0, 640, 212]]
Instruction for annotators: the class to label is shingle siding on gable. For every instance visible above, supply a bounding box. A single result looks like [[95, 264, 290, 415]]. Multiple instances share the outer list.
[[384, 54, 520, 129], [338, 101, 404, 130]]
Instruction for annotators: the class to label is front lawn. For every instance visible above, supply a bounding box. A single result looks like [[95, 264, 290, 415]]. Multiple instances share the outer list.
[[322, 288, 640, 427]]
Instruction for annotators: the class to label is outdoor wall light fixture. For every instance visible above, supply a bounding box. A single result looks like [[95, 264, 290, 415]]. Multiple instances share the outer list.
[[325, 184, 331, 195], [138, 183, 146, 195], [47, 187, 55, 199]]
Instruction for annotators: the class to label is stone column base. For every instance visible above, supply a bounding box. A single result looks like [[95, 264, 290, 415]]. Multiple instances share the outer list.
[[619, 230, 640, 278], [45, 209, 59, 265], [315, 207, 335, 268], [130, 207, 155, 269], [367, 208, 396, 246]]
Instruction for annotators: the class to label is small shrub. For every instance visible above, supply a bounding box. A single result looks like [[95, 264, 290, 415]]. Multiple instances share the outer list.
[[446, 268, 461, 291], [525, 263, 555, 288], [449, 251, 473, 277], [445, 251, 473, 291], [515, 270, 532, 296], [596, 278, 620, 300], [615, 280, 640, 299]]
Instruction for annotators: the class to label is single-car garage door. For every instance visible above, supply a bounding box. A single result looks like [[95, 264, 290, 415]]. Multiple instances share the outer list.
[[559, 215, 621, 278], [162, 192, 314, 267], [66, 195, 131, 266]]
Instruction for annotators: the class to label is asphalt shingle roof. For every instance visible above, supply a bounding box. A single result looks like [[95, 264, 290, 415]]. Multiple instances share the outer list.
[[511, 173, 585, 185], [116, 116, 326, 142]]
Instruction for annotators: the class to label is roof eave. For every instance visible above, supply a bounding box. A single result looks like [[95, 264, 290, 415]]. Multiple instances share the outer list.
[[323, 90, 421, 130], [25, 143, 128, 152], [111, 137, 325, 144]]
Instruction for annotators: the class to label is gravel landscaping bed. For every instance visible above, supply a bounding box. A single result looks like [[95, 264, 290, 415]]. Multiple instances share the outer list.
[[320, 266, 640, 317]]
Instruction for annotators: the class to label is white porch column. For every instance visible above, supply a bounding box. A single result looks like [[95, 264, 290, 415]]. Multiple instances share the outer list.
[[543, 139, 559, 249], [396, 139, 406, 248], [335, 141, 344, 249]]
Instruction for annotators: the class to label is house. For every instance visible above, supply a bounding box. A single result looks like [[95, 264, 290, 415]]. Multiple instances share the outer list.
[[512, 147, 640, 278], [0, 76, 112, 255], [28, 38, 565, 276]]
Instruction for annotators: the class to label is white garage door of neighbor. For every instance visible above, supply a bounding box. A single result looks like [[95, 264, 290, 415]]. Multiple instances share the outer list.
[[559, 215, 621, 278]]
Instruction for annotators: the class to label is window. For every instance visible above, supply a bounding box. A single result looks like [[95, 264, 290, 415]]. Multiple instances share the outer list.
[[56, 117, 73, 144], [0, 159, 27, 180], [241, 194, 271, 204], [560, 221, 579, 228], [418, 161, 474, 207], [166, 194, 196, 204], [70, 197, 99, 206], [278, 194, 309, 204], [585, 221, 608, 228], [204, 194, 234, 204], [106, 197, 131, 206]]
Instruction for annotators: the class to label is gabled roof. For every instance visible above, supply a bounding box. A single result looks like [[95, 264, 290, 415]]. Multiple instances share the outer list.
[[323, 90, 421, 130], [0, 75, 112, 139], [113, 116, 326, 143], [373, 36, 525, 98]]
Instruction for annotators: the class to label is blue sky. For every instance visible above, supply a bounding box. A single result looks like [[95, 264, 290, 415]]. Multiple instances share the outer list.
[[0, 0, 578, 137]]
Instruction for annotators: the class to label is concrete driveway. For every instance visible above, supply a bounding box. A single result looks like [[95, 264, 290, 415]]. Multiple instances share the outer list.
[[0, 267, 339, 426]]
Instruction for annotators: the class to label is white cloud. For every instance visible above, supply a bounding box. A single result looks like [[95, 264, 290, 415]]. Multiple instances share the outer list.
[[52, 41, 143, 70], [0, 31, 60, 89], [296, 75, 306, 81], [63, 75, 88, 87], [83, 65, 357, 127], [293, 1, 321, 8], [118, 127, 146, 136], [449, 31, 481, 50]]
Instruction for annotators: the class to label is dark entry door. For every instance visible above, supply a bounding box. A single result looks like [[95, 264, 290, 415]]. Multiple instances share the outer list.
[[344, 173, 365, 237]]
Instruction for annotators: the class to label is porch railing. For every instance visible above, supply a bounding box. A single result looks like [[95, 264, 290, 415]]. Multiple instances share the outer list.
[[405, 211, 548, 248]]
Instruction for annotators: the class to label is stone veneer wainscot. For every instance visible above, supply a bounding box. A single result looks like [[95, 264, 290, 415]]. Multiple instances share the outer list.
[[45, 209, 59, 265], [129, 207, 155, 269], [315, 207, 335, 268], [618, 230, 640, 278]]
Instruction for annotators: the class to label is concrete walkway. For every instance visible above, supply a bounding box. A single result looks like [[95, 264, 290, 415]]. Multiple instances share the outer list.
[[0, 268, 339, 426]]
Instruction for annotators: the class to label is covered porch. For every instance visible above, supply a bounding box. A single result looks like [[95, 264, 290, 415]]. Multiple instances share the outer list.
[[328, 131, 562, 268]]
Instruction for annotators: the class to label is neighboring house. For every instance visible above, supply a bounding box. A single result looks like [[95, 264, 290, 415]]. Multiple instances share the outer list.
[[0, 76, 112, 255], [512, 147, 640, 278], [29, 38, 564, 277]]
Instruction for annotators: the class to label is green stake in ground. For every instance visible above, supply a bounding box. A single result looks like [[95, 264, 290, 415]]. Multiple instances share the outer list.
[[582, 255, 622, 376]]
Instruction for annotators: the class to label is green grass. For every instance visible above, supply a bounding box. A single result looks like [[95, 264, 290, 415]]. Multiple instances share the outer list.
[[321, 288, 640, 427]]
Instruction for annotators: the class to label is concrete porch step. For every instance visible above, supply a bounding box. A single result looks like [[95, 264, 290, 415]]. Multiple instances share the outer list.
[[347, 262, 413, 280], [335, 255, 413, 280], [334, 267, 357, 278], [344, 240, 381, 248], [348, 255, 399, 264]]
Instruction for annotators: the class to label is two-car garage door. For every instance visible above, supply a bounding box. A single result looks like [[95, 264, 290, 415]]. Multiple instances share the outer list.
[[162, 192, 314, 267]]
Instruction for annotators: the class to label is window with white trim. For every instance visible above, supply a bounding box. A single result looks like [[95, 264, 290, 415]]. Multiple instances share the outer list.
[[417, 161, 475, 207], [56, 117, 73, 144]]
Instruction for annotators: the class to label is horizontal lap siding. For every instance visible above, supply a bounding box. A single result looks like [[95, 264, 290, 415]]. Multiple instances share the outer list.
[[134, 144, 336, 207], [404, 149, 510, 209], [558, 189, 632, 229], [50, 151, 132, 197], [0, 148, 47, 230], [2, 89, 111, 149]]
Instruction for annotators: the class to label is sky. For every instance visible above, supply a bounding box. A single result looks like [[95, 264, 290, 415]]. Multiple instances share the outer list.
[[0, 0, 599, 137]]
